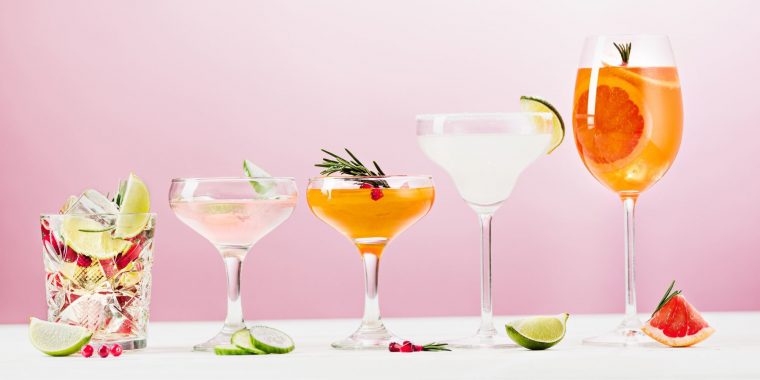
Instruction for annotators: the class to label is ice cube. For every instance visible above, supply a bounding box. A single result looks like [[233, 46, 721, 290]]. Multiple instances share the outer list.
[[65, 189, 119, 215]]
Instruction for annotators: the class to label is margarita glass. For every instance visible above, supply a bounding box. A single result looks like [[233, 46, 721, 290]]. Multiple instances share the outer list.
[[417, 112, 553, 348], [573, 35, 682, 346], [307, 175, 434, 349], [169, 177, 297, 351]]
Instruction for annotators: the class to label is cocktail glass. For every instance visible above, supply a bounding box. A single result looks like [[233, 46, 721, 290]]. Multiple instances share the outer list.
[[417, 112, 554, 348], [41, 211, 156, 350], [307, 175, 434, 349], [169, 177, 297, 351], [572, 35, 682, 346]]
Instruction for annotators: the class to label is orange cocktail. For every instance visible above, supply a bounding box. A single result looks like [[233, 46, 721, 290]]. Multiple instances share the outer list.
[[307, 186, 434, 257], [573, 66, 682, 196]]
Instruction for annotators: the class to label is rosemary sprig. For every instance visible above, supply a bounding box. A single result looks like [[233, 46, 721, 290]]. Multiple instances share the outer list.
[[421, 342, 451, 352], [315, 149, 389, 188], [613, 42, 632, 65], [78, 226, 116, 233], [652, 280, 682, 317]]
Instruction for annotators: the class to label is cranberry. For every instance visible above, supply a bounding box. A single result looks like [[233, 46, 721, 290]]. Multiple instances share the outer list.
[[370, 188, 384, 201], [81, 344, 94, 358], [388, 342, 401, 352], [400, 342, 414, 353], [61, 248, 78, 263], [76, 254, 93, 267], [414, 345, 423, 352], [359, 183, 373, 189], [115, 240, 142, 270], [110, 344, 123, 357], [98, 345, 109, 358]]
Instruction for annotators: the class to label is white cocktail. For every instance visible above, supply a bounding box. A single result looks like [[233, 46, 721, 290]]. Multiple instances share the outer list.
[[417, 113, 553, 348]]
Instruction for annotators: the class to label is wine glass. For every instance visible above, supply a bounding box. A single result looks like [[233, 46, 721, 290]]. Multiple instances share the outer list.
[[572, 35, 683, 346], [169, 177, 297, 351]]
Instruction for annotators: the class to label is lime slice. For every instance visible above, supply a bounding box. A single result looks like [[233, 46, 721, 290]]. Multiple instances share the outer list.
[[29, 317, 92, 356], [231, 329, 267, 355], [114, 173, 151, 238], [243, 160, 275, 195], [61, 216, 132, 259], [506, 313, 569, 350], [250, 326, 295, 354], [520, 96, 565, 154], [214, 344, 252, 355]]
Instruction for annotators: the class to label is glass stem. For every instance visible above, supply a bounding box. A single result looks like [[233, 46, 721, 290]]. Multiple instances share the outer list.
[[477, 213, 497, 336], [622, 196, 639, 326], [221, 250, 246, 333], [360, 252, 382, 328]]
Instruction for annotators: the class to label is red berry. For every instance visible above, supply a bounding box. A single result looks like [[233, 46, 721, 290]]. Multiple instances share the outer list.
[[76, 254, 93, 267], [400, 342, 414, 353], [388, 342, 401, 352], [98, 345, 109, 358], [402, 340, 411, 345], [81, 344, 94, 358], [370, 188, 384, 201], [359, 183, 373, 189], [110, 344, 123, 357], [116, 240, 143, 270], [62, 248, 78, 263], [413, 345, 423, 352]]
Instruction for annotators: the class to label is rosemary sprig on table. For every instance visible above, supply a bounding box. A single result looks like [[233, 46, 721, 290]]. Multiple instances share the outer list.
[[422, 342, 451, 352], [613, 42, 632, 65], [315, 149, 389, 188], [652, 280, 682, 317]]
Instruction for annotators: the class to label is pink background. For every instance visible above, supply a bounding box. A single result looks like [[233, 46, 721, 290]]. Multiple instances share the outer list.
[[1, 1, 758, 324]]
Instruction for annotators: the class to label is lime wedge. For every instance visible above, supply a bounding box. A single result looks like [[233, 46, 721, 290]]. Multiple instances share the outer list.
[[214, 344, 252, 355], [61, 216, 132, 259], [231, 329, 267, 354], [506, 313, 569, 350], [520, 96, 565, 154], [114, 173, 151, 238], [29, 317, 92, 356], [243, 160, 275, 195], [250, 326, 295, 354]]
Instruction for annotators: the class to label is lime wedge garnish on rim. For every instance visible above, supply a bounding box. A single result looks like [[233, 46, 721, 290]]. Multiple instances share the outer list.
[[243, 160, 275, 195], [506, 313, 569, 350], [520, 96, 565, 154], [114, 173, 151, 238], [29, 317, 92, 356], [61, 216, 132, 259]]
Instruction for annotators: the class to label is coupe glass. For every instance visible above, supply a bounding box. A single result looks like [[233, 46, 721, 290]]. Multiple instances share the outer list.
[[306, 175, 434, 349], [572, 35, 683, 346], [169, 177, 297, 351], [417, 112, 554, 348]]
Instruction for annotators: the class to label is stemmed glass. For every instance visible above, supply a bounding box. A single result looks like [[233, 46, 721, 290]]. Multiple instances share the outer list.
[[306, 175, 434, 349], [169, 177, 297, 351], [417, 113, 554, 348], [572, 35, 682, 346]]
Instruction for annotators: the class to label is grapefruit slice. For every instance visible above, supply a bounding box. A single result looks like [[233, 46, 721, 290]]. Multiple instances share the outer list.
[[574, 70, 648, 166], [642, 281, 715, 347]]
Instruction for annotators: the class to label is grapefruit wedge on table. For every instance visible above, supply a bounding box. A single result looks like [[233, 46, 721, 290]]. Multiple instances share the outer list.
[[642, 281, 715, 347]]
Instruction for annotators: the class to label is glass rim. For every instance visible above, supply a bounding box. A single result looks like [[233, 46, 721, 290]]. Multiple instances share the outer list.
[[416, 112, 551, 121], [171, 176, 296, 182], [584, 33, 670, 39], [41, 212, 157, 218], [308, 174, 432, 181]]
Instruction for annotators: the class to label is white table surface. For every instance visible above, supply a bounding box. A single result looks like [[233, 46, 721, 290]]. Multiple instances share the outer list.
[[1, 313, 757, 379]]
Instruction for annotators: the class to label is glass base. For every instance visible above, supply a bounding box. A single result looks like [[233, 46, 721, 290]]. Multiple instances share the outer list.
[[93, 338, 146, 350], [583, 317, 652, 347], [332, 322, 397, 350], [445, 332, 517, 349], [193, 326, 245, 352]]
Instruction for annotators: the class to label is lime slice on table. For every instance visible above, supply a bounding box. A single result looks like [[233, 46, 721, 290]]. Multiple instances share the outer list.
[[250, 326, 295, 354], [231, 329, 267, 355], [243, 160, 275, 195], [29, 317, 92, 356], [520, 96, 565, 154], [214, 344, 252, 356], [61, 216, 132, 260], [506, 313, 569, 350], [114, 173, 151, 238]]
